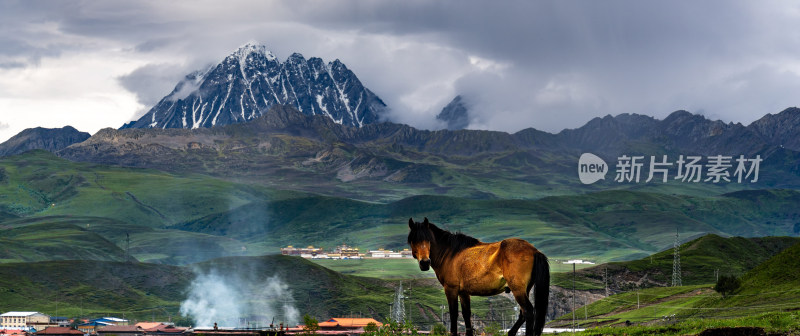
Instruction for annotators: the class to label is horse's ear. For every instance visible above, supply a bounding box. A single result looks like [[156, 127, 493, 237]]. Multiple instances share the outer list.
[[408, 218, 414, 228], [423, 217, 430, 225]]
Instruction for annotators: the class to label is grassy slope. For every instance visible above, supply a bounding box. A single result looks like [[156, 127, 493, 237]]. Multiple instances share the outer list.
[[309, 259, 435, 280], [0, 255, 483, 328], [0, 150, 297, 225], [549, 242, 800, 335], [191, 255, 521, 329], [0, 222, 128, 263], [685, 241, 800, 318], [0, 151, 300, 264], [2, 151, 800, 266], [551, 234, 800, 290], [0, 260, 192, 319], [179, 190, 800, 265]]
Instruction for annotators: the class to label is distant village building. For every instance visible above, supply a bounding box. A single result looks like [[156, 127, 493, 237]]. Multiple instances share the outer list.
[[368, 249, 389, 258], [97, 325, 144, 336], [191, 327, 283, 336], [78, 317, 130, 333], [367, 248, 413, 258], [0, 328, 28, 336], [141, 324, 187, 336], [281, 245, 365, 259], [94, 317, 129, 326], [0, 312, 50, 330], [33, 327, 84, 336], [97, 323, 185, 336], [563, 259, 595, 265], [281, 245, 414, 259], [317, 318, 382, 330], [333, 245, 360, 258], [49, 317, 70, 328], [280, 246, 323, 257]]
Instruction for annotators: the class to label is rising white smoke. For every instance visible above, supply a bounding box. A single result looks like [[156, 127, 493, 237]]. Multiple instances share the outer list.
[[180, 269, 298, 328]]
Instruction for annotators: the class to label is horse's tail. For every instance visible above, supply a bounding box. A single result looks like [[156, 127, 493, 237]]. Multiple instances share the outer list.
[[532, 251, 550, 335]]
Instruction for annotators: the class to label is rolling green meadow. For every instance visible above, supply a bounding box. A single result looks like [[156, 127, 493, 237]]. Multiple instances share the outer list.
[[2, 148, 800, 334], [549, 241, 800, 335]]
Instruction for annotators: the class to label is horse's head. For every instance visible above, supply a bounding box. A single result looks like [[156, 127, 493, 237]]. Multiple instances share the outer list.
[[407, 217, 434, 271]]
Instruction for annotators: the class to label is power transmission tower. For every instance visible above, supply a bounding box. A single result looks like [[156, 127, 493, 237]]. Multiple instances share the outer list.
[[671, 229, 682, 287], [603, 265, 610, 297], [391, 281, 406, 323]]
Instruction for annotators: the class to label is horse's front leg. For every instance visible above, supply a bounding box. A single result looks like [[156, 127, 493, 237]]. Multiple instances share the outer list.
[[459, 293, 473, 336], [445, 288, 459, 336]]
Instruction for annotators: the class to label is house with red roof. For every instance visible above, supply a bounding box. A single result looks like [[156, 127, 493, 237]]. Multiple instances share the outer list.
[[97, 325, 143, 336], [0, 329, 29, 336], [317, 318, 382, 329], [34, 327, 84, 336], [142, 324, 186, 336], [288, 318, 383, 336]]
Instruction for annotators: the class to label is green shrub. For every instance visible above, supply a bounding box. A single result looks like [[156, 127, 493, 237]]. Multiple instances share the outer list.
[[431, 323, 447, 336], [362, 321, 419, 336], [714, 275, 741, 298], [301, 314, 319, 336]]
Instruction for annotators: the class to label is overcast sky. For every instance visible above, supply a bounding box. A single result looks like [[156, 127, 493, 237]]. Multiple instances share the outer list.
[[1, 1, 800, 143]]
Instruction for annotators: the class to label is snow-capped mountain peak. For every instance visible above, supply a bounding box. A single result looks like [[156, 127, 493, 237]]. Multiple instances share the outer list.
[[122, 44, 385, 130], [233, 43, 277, 62]]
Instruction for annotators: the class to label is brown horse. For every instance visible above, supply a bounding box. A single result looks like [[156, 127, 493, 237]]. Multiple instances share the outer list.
[[407, 217, 549, 336]]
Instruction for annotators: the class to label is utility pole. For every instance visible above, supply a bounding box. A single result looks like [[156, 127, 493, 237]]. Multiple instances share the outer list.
[[584, 301, 587, 321], [671, 229, 682, 287], [572, 262, 576, 333], [126, 233, 131, 262]]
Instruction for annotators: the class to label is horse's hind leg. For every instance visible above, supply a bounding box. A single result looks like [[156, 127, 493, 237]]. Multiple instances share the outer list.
[[507, 312, 524, 336], [512, 292, 535, 336]]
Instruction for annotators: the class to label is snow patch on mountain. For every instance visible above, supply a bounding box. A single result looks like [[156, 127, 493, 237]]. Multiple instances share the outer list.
[[123, 44, 385, 130]]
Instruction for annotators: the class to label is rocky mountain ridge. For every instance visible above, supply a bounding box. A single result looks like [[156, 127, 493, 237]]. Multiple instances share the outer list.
[[56, 104, 800, 201], [0, 126, 89, 157], [121, 44, 386, 130]]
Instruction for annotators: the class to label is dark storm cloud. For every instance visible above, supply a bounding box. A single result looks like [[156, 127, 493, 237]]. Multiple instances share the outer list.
[[2, 1, 799, 133], [118, 63, 188, 108]]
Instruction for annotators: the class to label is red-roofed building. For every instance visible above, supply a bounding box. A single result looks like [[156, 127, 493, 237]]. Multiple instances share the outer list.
[[134, 323, 161, 331], [142, 324, 186, 336], [0, 329, 29, 336], [286, 318, 384, 336], [34, 327, 84, 336], [97, 325, 143, 336], [317, 318, 382, 329]]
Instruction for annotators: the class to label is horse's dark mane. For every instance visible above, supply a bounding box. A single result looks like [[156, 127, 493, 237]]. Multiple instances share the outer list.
[[409, 221, 481, 267], [430, 223, 481, 253]]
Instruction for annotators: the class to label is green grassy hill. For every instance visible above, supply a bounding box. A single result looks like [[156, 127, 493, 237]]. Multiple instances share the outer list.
[[0, 260, 192, 319], [0, 150, 299, 224], [2, 151, 800, 266], [548, 242, 800, 335], [551, 234, 800, 291], [179, 190, 800, 264], [686, 241, 800, 318], [0, 255, 497, 328], [0, 222, 128, 263], [0, 216, 253, 265]]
